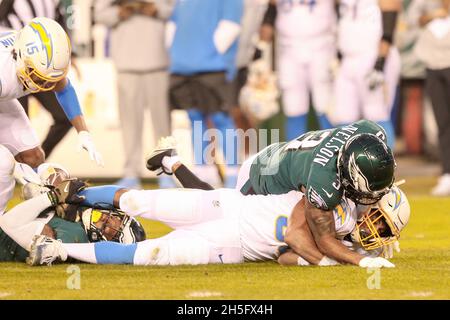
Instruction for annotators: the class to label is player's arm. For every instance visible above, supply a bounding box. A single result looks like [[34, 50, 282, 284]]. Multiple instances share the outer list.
[[53, 78, 104, 166], [302, 200, 364, 265], [260, 0, 277, 42], [283, 198, 326, 265], [376, 0, 401, 64]]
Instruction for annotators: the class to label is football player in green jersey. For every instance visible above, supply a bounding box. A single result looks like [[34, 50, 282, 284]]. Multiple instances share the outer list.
[[145, 120, 396, 267]]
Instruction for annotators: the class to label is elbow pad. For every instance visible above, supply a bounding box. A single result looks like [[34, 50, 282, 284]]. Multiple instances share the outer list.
[[381, 11, 398, 44]]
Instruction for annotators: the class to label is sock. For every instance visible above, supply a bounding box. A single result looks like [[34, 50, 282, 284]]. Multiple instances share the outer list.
[[286, 114, 307, 140], [63, 243, 98, 264], [162, 155, 180, 174], [318, 114, 333, 130], [94, 242, 137, 264], [79, 185, 122, 207], [376, 120, 395, 149], [174, 164, 214, 190]]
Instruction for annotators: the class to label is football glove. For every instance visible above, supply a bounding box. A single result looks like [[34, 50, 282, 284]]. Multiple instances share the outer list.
[[47, 178, 87, 206], [77, 131, 104, 167], [359, 256, 395, 268]]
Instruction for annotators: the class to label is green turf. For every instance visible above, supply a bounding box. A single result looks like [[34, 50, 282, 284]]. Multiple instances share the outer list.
[[0, 179, 449, 300]]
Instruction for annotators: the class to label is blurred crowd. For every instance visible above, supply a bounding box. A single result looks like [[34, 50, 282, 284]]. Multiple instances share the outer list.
[[1, 0, 450, 196]]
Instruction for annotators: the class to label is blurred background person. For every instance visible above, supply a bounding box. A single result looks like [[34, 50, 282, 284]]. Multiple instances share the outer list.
[[394, 0, 427, 156], [230, 0, 270, 159], [413, 0, 450, 196], [0, 0, 73, 158], [167, 0, 243, 188], [332, 0, 401, 148], [258, 0, 335, 141], [95, 0, 174, 189]]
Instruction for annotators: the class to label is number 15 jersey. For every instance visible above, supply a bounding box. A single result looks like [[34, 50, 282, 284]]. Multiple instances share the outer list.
[[243, 120, 386, 210]]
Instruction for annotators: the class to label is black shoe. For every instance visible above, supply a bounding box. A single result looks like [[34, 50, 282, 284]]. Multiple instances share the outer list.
[[146, 147, 178, 175]]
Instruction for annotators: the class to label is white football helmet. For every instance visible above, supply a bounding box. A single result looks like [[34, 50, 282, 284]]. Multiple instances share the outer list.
[[352, 186, 410, 250], [14, 17, 71, 92], [239, 59, 280, 123], [81, 208, 146, 244]]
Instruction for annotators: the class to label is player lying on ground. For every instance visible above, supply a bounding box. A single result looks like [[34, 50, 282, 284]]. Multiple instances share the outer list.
[[0, 17, 103, 168], [0, 145, 144, 263], [147, 120, 397, 267], [26, 181, 410, 268]]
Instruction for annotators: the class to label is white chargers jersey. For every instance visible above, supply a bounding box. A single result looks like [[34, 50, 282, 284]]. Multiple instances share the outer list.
[[276, 0, 336, 44], [239, 190, 357, 261], [0, 32, 27, 102], [338, 0, 382, 56]]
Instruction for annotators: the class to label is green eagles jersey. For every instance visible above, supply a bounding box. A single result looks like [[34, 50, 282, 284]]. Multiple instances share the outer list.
[[243, 120, 387, 210], [0, 216, 88, 262]]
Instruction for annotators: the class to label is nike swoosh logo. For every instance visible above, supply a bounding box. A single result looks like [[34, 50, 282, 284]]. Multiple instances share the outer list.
[[322, 188, 333, 198], [218, 254, 224, 264]]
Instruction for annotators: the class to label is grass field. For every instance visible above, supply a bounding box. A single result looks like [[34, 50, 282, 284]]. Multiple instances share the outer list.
[[0, 176, 449, 300]]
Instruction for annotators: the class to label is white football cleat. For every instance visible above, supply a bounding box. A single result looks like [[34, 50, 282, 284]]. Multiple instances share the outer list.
[[431, 174, 450, 197], [26, 235, 68, 266]]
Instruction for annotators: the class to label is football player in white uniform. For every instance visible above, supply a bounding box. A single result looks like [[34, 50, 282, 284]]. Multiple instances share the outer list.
[[26, 183, 409, 268], [0, 17, 103, 168], [262, 0, 336, 140], [332, 0, 401, 148]]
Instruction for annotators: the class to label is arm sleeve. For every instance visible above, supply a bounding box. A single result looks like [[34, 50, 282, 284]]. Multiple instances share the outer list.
[[55, 79, 82, 121]]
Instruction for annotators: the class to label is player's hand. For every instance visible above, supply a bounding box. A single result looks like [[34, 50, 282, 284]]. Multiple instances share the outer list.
[[47, 178, 87, 206], [381, 240, 401, 259], [366, 69, 385, 91], [77, 131, 104, 167], [358, 256, 395, 268]]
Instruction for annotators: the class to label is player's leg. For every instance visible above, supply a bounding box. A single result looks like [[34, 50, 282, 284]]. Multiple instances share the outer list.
[[278, 51, 310, 140], [0, 100, 44, 168], [330, 58, 360, 126], [310, 47, 335, 130], [0, 193, 53, 250], [117, 72, 144, 188], [0, 144, 16, 214], [118, 189, 234, 228], [35, 91, 72, 158], [32, 223, 243, 266]]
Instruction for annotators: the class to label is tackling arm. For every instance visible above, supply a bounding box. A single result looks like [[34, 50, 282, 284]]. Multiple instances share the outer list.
[[283, 198, 325, 265], [302, 200, 364, 266]]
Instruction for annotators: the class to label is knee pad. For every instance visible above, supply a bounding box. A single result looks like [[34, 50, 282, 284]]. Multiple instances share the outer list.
[[0, 145, 15, 175]]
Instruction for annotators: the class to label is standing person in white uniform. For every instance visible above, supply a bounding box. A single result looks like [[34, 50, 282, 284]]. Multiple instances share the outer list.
[[0, 17, 103, 168], [262, 0, 336, 140], [333, 0, 401, 148]]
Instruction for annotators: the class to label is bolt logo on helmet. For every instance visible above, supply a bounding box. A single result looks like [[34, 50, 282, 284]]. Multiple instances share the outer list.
[[14, 17, 71, 93], [338, 133, 396, 205], [351, 186, 410, 250]]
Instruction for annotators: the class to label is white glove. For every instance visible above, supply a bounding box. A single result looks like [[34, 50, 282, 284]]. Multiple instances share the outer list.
[[359, 257, 395, 268], [382, 240, 401, 259], [366, 69, 385, 91], [77, 131, 104, 167], [318, 256, 340, 266]]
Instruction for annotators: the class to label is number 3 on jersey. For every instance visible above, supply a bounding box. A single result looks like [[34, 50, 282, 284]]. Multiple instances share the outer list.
[[286, 130, 331, 151], [275, 215, 288, 242]]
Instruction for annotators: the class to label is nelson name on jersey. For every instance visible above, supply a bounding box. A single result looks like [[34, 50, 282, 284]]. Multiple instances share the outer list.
[[313, 123, 360, 167]]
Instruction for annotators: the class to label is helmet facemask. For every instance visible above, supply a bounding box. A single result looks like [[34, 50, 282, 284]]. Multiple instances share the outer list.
[[16, 59, 63, 93], [81, 207, 146, 244], [352, 207, 397, 250]]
